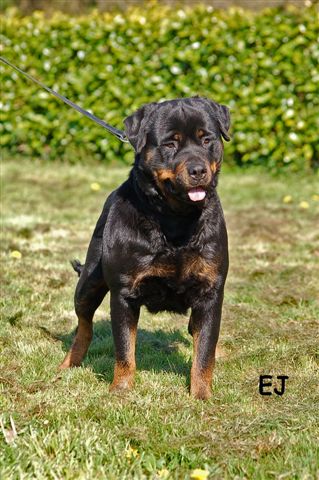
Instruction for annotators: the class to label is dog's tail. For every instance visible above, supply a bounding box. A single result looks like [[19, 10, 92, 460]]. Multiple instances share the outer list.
[[70, 259, 83, 277]]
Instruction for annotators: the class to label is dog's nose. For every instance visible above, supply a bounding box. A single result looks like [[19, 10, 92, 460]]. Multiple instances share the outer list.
[[188, 164, 207, 180]]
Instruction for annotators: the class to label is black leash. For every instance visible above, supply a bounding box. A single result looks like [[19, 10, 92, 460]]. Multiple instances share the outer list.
[[0, 56, 129, 144]]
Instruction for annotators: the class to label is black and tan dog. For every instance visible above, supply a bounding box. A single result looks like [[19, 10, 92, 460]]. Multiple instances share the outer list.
[[60, 97, 230, 400]]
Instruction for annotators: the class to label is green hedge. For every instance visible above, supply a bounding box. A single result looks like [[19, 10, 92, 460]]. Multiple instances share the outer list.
[[1, 4, 318, 170]]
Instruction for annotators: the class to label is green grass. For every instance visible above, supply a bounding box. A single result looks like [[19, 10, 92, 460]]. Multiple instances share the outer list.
[[1, 158, 319, 479]]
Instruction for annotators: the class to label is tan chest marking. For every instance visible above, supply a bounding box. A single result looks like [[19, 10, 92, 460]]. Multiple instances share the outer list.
[[132, 254, 218, 289], [181, 254, 218, 284], [132, 263, 176, 289]]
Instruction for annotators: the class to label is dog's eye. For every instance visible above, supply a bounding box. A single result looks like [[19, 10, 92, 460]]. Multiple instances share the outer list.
[[164, 143, 176, 150], [203, 138, 211, 145]]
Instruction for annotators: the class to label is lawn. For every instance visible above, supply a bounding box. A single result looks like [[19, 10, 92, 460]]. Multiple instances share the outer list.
[[1, 158, 318, 479]]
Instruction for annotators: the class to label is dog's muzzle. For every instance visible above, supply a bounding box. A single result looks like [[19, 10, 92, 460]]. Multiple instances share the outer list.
[[182, 160, 211, 202]]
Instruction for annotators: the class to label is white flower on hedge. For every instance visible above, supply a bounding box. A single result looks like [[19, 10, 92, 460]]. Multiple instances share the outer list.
[[299, 24, 306, 33], [289, 132, 299, 143], [297, 120, 305, 129], [77, 50, 85, 60], [151, 75, 162, 83], [43, 48, 50, 56], [177, 9, 186, 18], [114, 14, 124, 25], [284, 109, 294, 119], [0, 102, 9, 111], [170, 65, 182, 75], [44, 61, 51, 71], [287, 98, 294, 106], [192, 42, 200, 49], [198, 68, 208, 78]]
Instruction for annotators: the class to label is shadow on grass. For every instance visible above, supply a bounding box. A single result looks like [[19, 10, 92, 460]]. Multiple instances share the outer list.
[[56, 319, 191, 384]]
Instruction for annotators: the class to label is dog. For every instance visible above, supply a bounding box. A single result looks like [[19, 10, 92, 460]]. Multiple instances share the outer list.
[[59, 96, 230, 400]]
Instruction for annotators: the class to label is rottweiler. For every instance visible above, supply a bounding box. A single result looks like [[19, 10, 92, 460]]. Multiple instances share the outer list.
[[59, 96, 230, 400]]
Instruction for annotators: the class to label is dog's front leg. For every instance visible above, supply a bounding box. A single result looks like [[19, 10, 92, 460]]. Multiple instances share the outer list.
[[188, 289, 224, 400], [110, 292, 140, 392]]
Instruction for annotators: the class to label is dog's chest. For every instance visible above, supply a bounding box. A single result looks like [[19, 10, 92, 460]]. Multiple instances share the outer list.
[[129, 250, 218, 313]]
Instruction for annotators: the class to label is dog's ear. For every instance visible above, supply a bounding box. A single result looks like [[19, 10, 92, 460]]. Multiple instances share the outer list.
[[124, 103, 157, 152], [216, 103, 231, 141], [202, 98, 231, 141]]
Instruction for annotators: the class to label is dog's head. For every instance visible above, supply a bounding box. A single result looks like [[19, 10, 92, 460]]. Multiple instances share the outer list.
[[124, 97, 230, 210]]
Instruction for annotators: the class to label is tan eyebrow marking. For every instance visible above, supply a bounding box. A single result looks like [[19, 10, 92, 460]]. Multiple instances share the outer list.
[[173, 132, 182, 142], [155, 169, 175, 181]]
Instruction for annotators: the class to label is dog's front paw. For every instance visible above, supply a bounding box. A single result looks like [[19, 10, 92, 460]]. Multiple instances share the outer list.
[[190, 383, 212, 400], [110, 361, 135, 392], [58, 352, 81, 369], [190, 367, 213, 400], [110, 377, 134, 392]]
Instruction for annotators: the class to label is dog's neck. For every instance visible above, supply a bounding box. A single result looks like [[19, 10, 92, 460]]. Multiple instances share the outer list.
[[129, 166, 216, 245]]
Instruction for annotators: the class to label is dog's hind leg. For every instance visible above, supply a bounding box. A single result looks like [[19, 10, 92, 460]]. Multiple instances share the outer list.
[[59, 261, 108, 369], [59, 191, 116, 369]]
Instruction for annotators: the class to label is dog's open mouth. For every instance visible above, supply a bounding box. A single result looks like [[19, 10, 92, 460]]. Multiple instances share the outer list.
[[187, 187, 206, 202]]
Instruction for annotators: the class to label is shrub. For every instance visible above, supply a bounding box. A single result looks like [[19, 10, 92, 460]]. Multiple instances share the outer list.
[[1, 3, 318, 170]]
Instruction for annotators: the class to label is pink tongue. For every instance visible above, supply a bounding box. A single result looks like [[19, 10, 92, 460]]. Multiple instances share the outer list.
[[188, 187, 206, 202]]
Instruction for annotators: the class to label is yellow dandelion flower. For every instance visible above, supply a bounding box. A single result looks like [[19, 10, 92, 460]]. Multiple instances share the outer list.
[[158, 468, 169, 478], [299, 201, 309, 209], [190, 468, 210, 480], [283, 195, 292, 204], [90, 182, 101, 191], [125, 445, 139, 459], [10, 250, 22, 259], [311, 194, 319, 201]]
